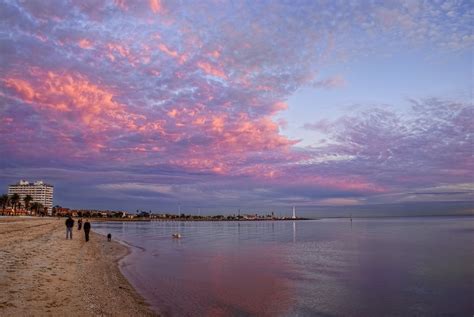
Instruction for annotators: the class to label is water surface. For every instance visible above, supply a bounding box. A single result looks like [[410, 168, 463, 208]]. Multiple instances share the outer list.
[[93, 217, 474, 316]]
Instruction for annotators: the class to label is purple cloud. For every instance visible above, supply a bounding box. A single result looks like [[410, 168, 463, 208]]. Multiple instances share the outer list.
[[0, 0, 472, 214]]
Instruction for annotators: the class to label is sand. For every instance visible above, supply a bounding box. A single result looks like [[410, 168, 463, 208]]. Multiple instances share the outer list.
[[0, 217, 157, 316]]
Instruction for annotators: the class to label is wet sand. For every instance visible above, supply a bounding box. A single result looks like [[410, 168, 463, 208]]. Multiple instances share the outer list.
[[0, 217, 156, 316]]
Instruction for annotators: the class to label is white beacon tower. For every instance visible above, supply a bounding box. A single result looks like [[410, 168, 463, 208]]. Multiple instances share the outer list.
[[292, 206, 296, 219]]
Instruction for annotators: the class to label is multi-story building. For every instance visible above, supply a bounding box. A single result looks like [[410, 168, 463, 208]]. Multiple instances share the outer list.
[[8, 180, 54, 215]]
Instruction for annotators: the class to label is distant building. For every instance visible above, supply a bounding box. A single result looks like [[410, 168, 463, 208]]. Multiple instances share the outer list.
[[8, 180, 54, 215], [55, 207, 70, 216]]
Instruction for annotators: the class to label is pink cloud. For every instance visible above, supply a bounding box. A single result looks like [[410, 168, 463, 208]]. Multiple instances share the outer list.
[[271, 101, 288, 114], [3, 78, 36, 101], [158, 43, 186, 64], [317, 198, 363, 206], [1, 64, 297, 176], [78, 38, 93, 49], [114, 0, 128, 10], [211, 115, 225, 132], [2, 69, 153, 154], [107, 43, 130, 58], [209, 50, 221, 58], [0, 0, 472, 212], [149, 0, 162, 14], [197, 61, 227, 79]]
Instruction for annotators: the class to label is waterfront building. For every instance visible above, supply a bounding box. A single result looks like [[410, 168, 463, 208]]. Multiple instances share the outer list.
[[8, 180, 54, 215]]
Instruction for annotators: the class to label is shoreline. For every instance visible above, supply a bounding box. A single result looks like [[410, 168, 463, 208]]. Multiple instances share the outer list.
[[0, 217, 157, 316], [89, 218, 313, 222]]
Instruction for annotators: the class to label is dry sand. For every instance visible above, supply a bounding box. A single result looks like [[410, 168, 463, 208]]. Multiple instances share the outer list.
[[0, 217, 157, 316]]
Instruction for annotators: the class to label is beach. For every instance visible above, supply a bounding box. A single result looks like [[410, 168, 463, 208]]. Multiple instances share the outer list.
[[0, 217, 156, 316]]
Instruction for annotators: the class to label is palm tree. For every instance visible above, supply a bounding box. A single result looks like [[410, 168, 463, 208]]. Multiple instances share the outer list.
[[10, 193, 20, 213], [30, 202, 38, 213], [52, 205, 62, 217], [31, 202, 44, 215], [38, 203, 45, 216], [0, 194, 9, 215], [23, 195, 33, 213]]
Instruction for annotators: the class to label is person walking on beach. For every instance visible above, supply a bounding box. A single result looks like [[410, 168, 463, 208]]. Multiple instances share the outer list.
[[83, 220, 91, 242], [78, 218, 83, 230], [65, 216, 74, 240]]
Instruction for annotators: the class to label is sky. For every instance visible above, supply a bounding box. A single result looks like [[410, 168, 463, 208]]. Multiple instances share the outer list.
[[0, 0, 473, 217]]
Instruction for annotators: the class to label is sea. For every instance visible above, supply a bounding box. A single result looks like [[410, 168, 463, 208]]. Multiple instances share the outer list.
[[93, 216, 474, 317]]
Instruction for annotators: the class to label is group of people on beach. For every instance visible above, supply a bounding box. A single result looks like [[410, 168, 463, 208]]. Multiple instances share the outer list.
[[65, 216, 91, 241]]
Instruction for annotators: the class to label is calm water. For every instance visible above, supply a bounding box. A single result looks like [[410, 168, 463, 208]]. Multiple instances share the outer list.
[[93, 217, 474, 316]]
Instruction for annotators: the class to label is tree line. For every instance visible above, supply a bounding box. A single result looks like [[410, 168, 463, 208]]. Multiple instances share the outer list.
[[0, 193, 46, 215]]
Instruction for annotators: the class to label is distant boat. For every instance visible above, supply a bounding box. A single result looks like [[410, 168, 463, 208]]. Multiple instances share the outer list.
[[172, 233, 182, 239]]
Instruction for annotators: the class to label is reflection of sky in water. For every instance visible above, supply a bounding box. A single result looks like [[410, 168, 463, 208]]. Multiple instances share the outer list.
[[93, 217, 474, 316]]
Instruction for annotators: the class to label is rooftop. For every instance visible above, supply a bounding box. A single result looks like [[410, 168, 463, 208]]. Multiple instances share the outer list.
[[11, 180, 53, 187]]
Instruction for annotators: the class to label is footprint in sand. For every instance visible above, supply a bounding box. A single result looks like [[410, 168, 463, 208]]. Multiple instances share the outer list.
[[0, 301, 16, 308]]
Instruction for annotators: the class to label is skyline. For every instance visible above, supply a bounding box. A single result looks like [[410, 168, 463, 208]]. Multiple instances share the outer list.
[[0, 0, 473, 216]]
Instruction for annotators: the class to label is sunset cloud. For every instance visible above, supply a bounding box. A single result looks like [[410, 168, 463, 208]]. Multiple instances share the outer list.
[[149, 0, 162, 14], [197, 61, 227, 79], [0, 0, 472, 214], [78, 38, 93, 49]]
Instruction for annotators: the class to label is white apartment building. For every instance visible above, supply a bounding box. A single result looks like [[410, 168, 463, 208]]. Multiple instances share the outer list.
[[8, 180, 54, 215]]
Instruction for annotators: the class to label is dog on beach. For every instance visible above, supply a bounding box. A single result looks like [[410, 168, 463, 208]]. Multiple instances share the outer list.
[[107, 233, 112, 241]]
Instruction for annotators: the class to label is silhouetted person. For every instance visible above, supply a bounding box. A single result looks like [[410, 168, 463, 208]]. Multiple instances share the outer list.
[[107, 233, 112, 241], [65, 216, 74, 239], [83, 220, 91, 242], [78, 218, 83, 230]]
